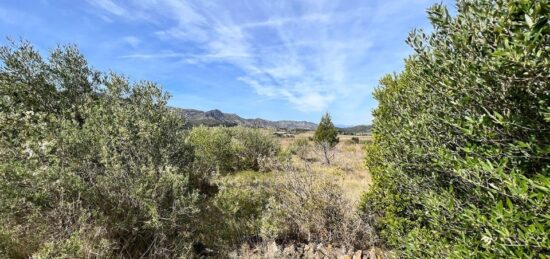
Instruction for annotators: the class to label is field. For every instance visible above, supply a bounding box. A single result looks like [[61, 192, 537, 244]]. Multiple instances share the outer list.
[[216, 130, 372, 204], [282, 132, 371, 204]]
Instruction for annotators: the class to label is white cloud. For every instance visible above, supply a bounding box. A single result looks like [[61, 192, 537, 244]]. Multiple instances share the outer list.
[[88, 0, 417, 116], [120, 51, 186, 59], [88, 0, 127, 17], [122, 36, 141, 48]]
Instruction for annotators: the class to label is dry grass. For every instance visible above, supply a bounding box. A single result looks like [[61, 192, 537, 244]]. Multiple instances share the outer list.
[[211, 131, 376, 253], [279, 132, 372, 205]]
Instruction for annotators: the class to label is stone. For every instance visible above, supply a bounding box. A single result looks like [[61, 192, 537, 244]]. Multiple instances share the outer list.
[[265, 241, 281, 258], [296, 244, 304, 254], [317, 247, 329, 257], [283, 244, 296, 256], [367, 248, 379, 259], [352, 250, 362, 259], [305, 244, 316, 258]]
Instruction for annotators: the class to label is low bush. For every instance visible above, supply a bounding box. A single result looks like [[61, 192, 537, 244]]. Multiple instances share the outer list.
[[188, 125, 234, 184], [228, 126, 280, 171], [288, 138, 311, 161], [188, 126, 280, 174], [197, 171, 274, 252], [348, 137, 360, 144], [262, 168, 376, 249], [0, 41, 199, 257]]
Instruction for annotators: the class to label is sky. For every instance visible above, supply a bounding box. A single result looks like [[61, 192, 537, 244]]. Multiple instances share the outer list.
[[0, 0, 454, 125]]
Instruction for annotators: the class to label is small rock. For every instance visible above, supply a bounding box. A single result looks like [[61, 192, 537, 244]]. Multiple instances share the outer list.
[[266, 241, 281, 258], [316, 243, 324, 251], [305, 244, 316, 258], [317, 247, 329, 257], [367, 248, 378, 259], [352, 250, 362, 259], [296, 244, 304, 254], [283, 244, 296, 256]]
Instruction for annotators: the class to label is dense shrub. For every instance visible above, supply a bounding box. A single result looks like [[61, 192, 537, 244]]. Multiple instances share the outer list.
[[0, 41, 199, 258], [189, 126, 234, 174], [361, 0, 549, 257], [197, 163, 374, 254], [198, 171, 273, 252], [228, 126, 280, 171], [188, 126, 280, 174]]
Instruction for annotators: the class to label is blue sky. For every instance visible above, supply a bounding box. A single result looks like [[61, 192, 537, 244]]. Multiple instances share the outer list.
[[0, 0, 453, 125]]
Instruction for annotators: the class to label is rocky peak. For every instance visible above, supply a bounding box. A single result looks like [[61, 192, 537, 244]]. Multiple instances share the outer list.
[[205, 109, 225, 120]]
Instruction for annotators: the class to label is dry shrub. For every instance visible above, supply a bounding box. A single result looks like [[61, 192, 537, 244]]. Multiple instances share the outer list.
[[262, 166, 376, 249]]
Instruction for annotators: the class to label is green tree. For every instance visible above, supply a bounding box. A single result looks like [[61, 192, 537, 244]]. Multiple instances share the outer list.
[[314, 113, 339, 164], [361, 0, 549, 257], [0, 41, 199, 258]]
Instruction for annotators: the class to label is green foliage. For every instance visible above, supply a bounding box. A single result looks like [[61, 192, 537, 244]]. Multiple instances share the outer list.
[[189, 125, 234, 173], [314, 113, 339, 147], [288, 138, 311, 160], [314, 113, 339, 164], [228, 126, 280, 171], [0, 41, 198, 257], [199, 171, 274, 251], [188, 126, 280, 174], [361, 0, 549, 257]]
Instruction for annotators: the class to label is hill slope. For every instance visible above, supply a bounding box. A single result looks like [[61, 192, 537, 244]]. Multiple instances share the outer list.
[[337, 125, 372, 135], [172, 108, 318, 130]]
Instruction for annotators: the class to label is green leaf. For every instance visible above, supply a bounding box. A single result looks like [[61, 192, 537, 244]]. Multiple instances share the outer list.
[[525, 14, 534, 27]]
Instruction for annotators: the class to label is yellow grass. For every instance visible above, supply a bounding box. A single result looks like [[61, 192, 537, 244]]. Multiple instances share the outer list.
[[220, 131, 372, 205], [280, 132, 372, 205]]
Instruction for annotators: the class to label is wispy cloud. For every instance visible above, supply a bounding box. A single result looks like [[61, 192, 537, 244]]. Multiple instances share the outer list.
[[120, 51, 187, 59], [81, 0, 442, 122], [88, 0, 126, 17], [122, 36, 141, 48], [94, 1, 378, 112], [2, 0, 447, 123]]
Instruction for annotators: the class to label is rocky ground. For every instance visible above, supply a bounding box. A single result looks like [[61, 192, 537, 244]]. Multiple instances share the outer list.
[[227, 242, 390, 259]]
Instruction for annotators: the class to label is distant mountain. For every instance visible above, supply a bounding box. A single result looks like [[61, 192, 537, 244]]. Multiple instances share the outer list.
[[172, 108, 318, 130], [336, 125, 372, 135]]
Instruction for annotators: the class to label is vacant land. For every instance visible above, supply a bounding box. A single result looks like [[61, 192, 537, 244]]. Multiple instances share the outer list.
[[205, 130, 378, 257], [279, 132, 372, 204]]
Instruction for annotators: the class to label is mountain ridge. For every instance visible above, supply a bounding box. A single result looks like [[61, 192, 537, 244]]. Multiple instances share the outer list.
[[172, 107, 371, 133], [172, 108, 318, 130]]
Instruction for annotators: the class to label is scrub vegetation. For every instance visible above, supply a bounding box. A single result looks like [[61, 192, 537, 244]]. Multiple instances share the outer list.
[[1, 0, 548, 258]]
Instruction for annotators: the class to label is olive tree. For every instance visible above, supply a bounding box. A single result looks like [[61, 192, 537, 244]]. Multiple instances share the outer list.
[[361, 0, 549, 257], [0, 41, 199, 258]]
